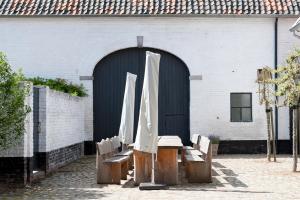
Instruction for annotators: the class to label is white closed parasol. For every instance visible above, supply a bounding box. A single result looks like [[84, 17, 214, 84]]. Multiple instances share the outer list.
[[134, 51, 166, 190], [134, 51, 160, 154], [118, 72, 137, 147]]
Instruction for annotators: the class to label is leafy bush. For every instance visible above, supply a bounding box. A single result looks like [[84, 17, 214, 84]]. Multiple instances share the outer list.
[[26, 77, 87, 97], [0, 52, 31, 149]]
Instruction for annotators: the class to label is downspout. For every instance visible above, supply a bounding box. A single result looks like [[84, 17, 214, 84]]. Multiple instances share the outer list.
[[274, 17, 279, 152]]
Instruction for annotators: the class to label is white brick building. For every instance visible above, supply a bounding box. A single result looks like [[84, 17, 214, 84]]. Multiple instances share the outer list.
[[0, 0, 300, 155]]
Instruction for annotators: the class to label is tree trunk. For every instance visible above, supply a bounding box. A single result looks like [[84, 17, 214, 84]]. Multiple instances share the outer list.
[[293, 107, 298, 172], [266, 104, 271, 162], [270, 109, 276, 162], [299, 107, 300, 165]]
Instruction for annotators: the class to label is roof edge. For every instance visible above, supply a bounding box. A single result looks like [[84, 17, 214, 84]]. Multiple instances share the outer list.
[[0, 14, 299, 18]]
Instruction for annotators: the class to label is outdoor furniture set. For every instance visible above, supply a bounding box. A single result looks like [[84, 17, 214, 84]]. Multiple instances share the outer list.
[[96, 134, 212, 185], [96, 51, 211, 187]]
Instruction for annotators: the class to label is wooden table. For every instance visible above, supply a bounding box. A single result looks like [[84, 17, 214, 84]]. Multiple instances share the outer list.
[[133, 135, 183, 185]]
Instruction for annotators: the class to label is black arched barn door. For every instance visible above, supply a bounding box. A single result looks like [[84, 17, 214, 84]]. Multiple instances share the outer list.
[[93, 48, 190, 145]]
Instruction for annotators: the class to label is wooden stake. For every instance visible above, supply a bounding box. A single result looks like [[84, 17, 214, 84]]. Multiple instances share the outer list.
[[266, 105, 271, 162], [270, 109, 277, 162], [293, 107, 298, 172]]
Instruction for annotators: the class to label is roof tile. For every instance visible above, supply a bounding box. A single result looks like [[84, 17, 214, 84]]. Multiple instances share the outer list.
[[0, 0, 299, 15]]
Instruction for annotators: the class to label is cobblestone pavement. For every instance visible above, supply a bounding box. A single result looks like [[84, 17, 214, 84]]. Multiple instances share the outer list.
[[1, 155, 300, 200]]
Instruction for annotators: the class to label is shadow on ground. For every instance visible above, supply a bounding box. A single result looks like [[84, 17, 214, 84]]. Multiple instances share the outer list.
[[2, 155, 280, 199]]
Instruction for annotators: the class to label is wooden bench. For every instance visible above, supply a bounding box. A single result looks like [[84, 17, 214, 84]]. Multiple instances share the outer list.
[[182, 134, 201, 164], [185, 136, 212, 183], [96, 139, 130, 184], [110, 136, 134, 170]]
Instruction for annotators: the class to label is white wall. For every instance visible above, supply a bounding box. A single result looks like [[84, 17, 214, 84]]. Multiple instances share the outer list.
[[189, 19, 274, 140], [277, 18, 300, 140], [0, 84, 33, 157], [37, 86, 85, 152], [0, 16, 294, 141]]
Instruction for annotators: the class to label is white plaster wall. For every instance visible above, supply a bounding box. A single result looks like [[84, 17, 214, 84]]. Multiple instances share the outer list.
[[0, 17, 283, 141], [0, 84, 33, 157], [277, 17, 300, 140], [37, 86, 85, 152]]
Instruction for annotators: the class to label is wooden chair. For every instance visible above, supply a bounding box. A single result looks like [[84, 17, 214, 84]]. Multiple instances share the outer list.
[[96, 139, 130, 184], [185, 136, 212, 183]]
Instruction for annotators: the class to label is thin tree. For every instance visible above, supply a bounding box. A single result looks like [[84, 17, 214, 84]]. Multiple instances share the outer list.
[[274, 49, 300, 172], [257, 67, 277, 162], [0, 52, 31, 149]]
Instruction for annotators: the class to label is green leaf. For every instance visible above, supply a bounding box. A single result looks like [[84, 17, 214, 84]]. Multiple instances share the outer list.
[[0, 52, 31, 150]]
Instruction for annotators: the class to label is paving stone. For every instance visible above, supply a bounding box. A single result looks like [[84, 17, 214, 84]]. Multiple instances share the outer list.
[[1, 155, 300, 199]]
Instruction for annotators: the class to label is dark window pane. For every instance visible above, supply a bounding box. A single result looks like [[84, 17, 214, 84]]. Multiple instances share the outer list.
[[241, 108, 252, 122], [231, 94, 251, 107], [231, 94, 241, 107], [231, 108, 241, 122]]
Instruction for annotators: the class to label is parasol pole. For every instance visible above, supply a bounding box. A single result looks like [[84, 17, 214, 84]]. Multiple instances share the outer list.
[[151, 153, 155, 184]]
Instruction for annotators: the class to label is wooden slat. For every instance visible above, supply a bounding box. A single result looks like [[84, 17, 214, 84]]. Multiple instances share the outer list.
[[111, 136, 121, 149], [121, 161, 129, 180], [130, 136, 183, 149], [158, 136, 183, 147], [110, 164, 122, 184], [104, 155, 129, 163], [177, 154, 182, 163], [155, 148, 179, 185], [182, 146, 194, 150], [115, 149, 133, 156], [97, 140, 111, 155], [133, 150, 152, 184], [185, 154, 204, 162], [186, 149, 203, 156], [159, 135, 181, 140], [200, 136, 210, 154], [191, 134, 200, 144]]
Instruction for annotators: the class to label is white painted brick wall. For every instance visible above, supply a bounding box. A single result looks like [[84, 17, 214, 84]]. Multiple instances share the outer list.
[[0, 17, 296, 141], [276, 18, 300, 140], [37, 86, 47, 152], [0, 84, 33, 157], [83, 96, 93, 141], [37, 86, 85, 152]]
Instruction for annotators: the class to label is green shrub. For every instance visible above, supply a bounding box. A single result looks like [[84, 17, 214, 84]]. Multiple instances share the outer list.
[[26, 77, 87, 97], [0, 52, 31, 149]]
